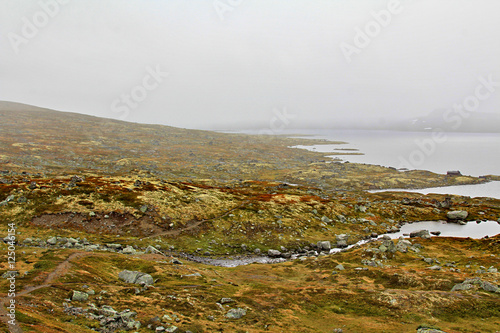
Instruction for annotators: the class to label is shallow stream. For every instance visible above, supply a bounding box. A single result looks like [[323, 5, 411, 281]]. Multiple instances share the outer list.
[[186, 220, 500, 267]]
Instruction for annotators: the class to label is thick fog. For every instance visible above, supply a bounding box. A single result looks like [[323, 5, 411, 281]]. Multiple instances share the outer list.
[[1, 0, 499, 130]]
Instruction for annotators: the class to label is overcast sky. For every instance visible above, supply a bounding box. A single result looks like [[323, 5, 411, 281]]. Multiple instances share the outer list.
[[1, 0, 499, 130]]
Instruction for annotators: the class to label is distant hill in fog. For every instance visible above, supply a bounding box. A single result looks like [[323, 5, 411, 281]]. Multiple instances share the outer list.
[[393, 109, 500, 133], [216, 109, 500, 133]]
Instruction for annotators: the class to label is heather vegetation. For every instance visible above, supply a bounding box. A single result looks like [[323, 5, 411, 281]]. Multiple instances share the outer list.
[[0, 108, 499, 332]]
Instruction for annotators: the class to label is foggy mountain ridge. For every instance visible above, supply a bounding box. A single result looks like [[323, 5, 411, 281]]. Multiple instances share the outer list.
[[2, 101, 499, 133]]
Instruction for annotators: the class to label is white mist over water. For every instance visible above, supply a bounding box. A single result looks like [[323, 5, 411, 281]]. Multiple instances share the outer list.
[[288, 129, 500, 177]]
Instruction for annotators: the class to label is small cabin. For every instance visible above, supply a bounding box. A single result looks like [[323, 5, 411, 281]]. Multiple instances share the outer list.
[[447, 170, 462, 176]]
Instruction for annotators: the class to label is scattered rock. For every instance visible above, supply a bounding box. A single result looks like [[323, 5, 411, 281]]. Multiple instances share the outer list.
[[321, 216, 332, 223], [487, 266, 498, 273], [335, 264, 345, 271], [268, 249, 281, 257], [219, 298, 234, 304], [451, 278, 499, 293], [118, 270, 154, 285], [145, 245, 162, 255], [71, 290, 89, 302], [122, 245, 136, 255], [317, 241, 331, 251], [395, 238, 412, 253], [171, 258, 183, 265], [379, 239, 396, 253], [447, 210, 468, 220], [225, 308, 247, 319], [417, 327, 448, 333], [410, 230, 431, 239]]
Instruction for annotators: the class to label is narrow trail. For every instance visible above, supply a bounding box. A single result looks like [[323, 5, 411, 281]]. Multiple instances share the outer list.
[[145, 200, 250, 239], [0, 251, 89, 332]]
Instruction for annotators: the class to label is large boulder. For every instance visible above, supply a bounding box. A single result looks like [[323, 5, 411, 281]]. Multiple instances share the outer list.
[[268, 249, 281, 257], [379, 239, 396, 253], [71, 290, 89, 302], [410, 230, 431, 239], [225, 308, 247, 319], [451, 278, 499, 293], [447, 210, 468, 220], [395, 238, 412, 253], [317, 241, 331, 251], [336, 234, 349, 248], [118, 270, 154, 285]]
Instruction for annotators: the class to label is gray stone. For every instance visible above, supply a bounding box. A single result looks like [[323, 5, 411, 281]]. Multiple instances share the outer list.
[[99, 305, 117, 316], [118, 270, 154, 285], [122, 245, 136, 254], [67, 237, 78, 244], [225, 308, 247, 319], [317, 241, 331, 251], [268, 249, 281, 257], [335, 264, 345, 271], [410, 230, 431, 239], [47, 237, 57, 245], [219, 298, 234, 304], [145, 245, 162, 254], [381, 239, 396, 253], [321, 216, 332, 223], [165, 326, 179, 333], [395, 238, 412, 253], [336, 240, 348, 248], [182, 273, 202, 278], [71, 290, 89, 302], [447, 210, 468, 220], [417, 328, 448, 333], [428, 265, 442, 270]]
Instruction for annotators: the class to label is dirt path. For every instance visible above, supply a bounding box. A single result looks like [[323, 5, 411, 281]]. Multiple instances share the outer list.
[[145, 200, 249, 238], [0, 251, 89, 332]]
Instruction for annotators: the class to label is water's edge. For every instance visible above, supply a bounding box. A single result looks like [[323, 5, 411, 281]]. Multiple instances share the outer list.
[[183, 220, 500, 268]]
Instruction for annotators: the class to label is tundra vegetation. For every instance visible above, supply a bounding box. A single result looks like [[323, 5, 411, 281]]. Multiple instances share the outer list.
[[0, 107, 499, 332]]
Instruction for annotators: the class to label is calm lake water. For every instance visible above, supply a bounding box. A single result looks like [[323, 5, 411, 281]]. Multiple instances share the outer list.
[[288, 129, 500, 177], [369, 181, 500, 199], [285, 129, 500, 198], [388, 220, 500, 239]]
